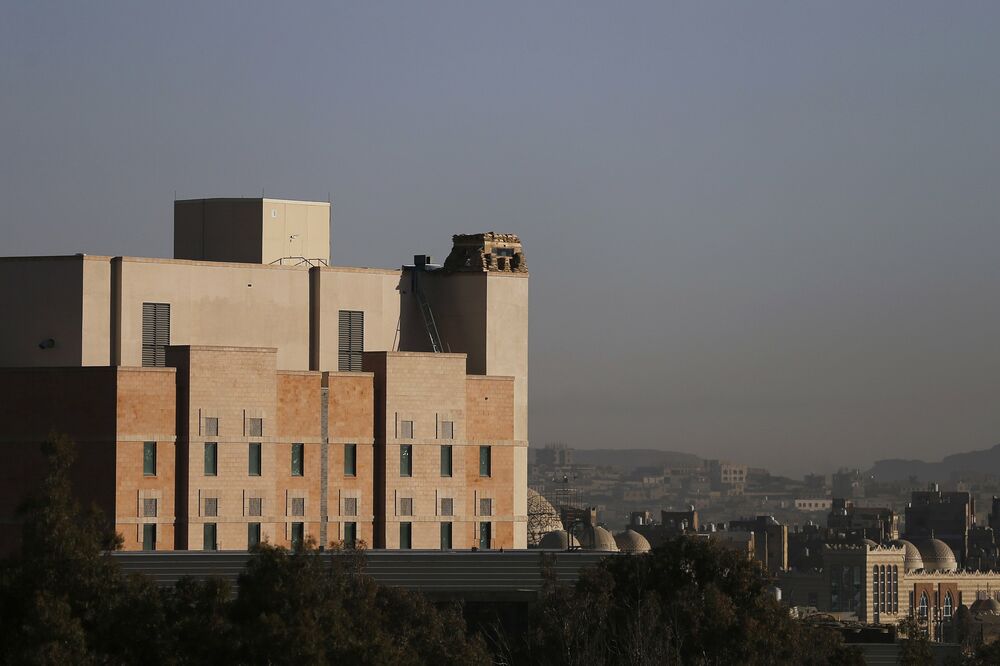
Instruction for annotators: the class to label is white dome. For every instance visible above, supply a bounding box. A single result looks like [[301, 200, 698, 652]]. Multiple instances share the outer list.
[[579, 525, 619, 552], [614, 529, 651, 554], [538, 530, 580, 550], [527, 489, 564, 547]]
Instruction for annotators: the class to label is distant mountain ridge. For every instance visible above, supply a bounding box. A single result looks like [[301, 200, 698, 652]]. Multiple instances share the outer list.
[[570, 448, 702, 470], [868, 444, 1000, 482]]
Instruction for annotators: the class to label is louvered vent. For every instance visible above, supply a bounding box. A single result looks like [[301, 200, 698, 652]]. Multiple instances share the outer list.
[[141, 303, 171, 367], [338, 310, 363, 371]]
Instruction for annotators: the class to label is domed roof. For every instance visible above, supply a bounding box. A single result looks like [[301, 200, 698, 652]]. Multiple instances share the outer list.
[[538, 530, 580, 550], [614, 529, 651, 554], [889, 539, 925, 572], [858, 538, 878, 547], [579, 525, 619, 552], [527, 489, 564, 547], [970, 598, 1000, 615], [912, 538, 958, 572]]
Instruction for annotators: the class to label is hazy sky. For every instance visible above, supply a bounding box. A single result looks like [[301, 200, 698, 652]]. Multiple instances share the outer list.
[[3, 2, 1000, 475]]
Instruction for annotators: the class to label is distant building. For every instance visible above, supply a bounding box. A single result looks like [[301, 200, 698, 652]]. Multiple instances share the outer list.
[[795, 498, 833, 512], [706, 459, 747, 492], [535, 443, 573, 467], [905, 486, 974, 566], [832, 469, 864, 500], [729, 515, 789, 574], [828, 498, 899, 542]]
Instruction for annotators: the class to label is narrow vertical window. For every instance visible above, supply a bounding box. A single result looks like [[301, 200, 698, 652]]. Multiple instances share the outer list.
[[142, 523, 156, 551], [249, 442, 262, 476], [479, 445, 492, 477], [400, 445, 412, 477], [143, 441, 157, 476], [400, 522, 412, 549], [344, 522, 357, 546], [338, 310, 364, 371], [479, 522, 492, 550], [291, 443, 304, 476], [291, 522, 304, 549], [344, 443, 357, 476], [204, 523, 217, 551], [440, 522, 453, 550], [204, 442, 218, 476], [440, 445, 453, 477], [141, 302, 170, 367], [248, 523, 261, 549]]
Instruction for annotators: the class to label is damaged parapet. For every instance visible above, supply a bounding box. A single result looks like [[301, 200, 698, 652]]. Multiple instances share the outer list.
[[443, 232, 527, 273]]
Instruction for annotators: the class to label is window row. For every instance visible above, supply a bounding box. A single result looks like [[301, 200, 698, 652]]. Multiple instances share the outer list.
[[397, 418, 455, 440], [400, 444, 492, 478], [397, 496, 492, 517], [145, 442, 361, 477], [399, 521, 493, 550], [195, 496, 360, 518]]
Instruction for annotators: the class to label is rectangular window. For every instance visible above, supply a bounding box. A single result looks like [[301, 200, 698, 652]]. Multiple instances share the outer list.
[[338, 310, 364, 371], [440, 522, 453, 550], [399, 420, 414, 439], [400, 445, 412, 477], [291, 522, 304, 549], [248, 522, 261, 549], [399, 497, 413, 516], [204, 443, 218, 476], [440, 445, 453, 477], [248, 417, 263, 437], [291, 443, 304, 476], [142, 523, 156, 551], [248, 497, 263, 517], [249, 443, 262, 476], [343, 497, 358, 517], [399, 522, 412, 549], [479, 522, 491, 550], [143, 498, 157, 518], [479, 446, 492, 477], [344, 443, 357, 476], [143, 441, 156, 476], [141, 302, 170, 367], [439, 420, 454, 439], [440, 497, 454, 517], [204, 497, 218, 517], [344, 522, 357, 546], [204, 523, 217, 551], [480, 498, 493, 517], [204, 417, 219, 437], [291, 497, 305, 517]]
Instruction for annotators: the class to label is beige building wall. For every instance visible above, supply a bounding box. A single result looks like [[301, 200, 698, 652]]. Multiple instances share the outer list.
[[82, 256, 113, 365], [117, 258, 312, 370], [325, 371, 376, 547], [167, 346, 281, 551], [311, 267, 403, 371], [174, 198, 330, 266]]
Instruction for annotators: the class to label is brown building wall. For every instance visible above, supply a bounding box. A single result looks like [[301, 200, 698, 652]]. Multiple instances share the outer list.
[[274, 371, 323, 548], [326, 372, 376, 547]]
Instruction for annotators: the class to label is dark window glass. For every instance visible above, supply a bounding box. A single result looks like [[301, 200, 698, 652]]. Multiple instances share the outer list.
[[142, 523, 156, 551], [143, 441, 156, 476], [291, 522, 304, 549], [344, 443, 357, 476], [400, 522, 412, 549], [440, 522, 452, 550], [204, 523, 217, 551], [291, 443, 304, 476], [479, 522, 492, 550], [440, 445, 453, 477], [344, 522, 357, 546], [400, 445, 412, 477], [249, 442, 262, 476], [479, 446, 492, 477], [248, 523, 261, 549], [204, 443, 218, 476]]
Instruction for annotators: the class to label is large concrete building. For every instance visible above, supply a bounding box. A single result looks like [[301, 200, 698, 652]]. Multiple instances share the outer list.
[[0, 198, 529, 552]]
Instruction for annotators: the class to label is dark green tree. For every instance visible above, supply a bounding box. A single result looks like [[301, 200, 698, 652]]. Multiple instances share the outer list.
[[511, 537, 864, 666]]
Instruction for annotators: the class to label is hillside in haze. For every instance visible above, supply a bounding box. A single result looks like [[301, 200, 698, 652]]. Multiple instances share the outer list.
[[571, 448, 702, 470], [868, 444, 1000, 482]]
